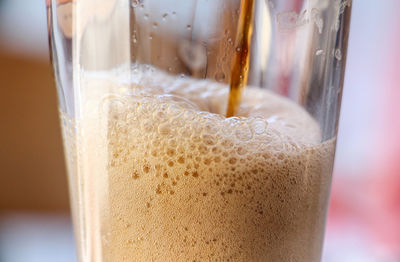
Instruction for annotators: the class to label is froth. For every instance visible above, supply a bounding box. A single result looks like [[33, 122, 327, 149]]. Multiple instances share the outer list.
[[65, 66, 335, 262]]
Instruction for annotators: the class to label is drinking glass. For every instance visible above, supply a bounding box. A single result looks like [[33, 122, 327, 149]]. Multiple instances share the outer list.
[[47, 0, 352, 261]]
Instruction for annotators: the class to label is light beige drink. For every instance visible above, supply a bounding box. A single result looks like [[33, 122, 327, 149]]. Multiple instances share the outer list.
[[62, 67, 335, 262]]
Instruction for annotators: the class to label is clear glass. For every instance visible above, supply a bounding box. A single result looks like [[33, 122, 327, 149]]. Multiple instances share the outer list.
[[47, 0, 351, 261]]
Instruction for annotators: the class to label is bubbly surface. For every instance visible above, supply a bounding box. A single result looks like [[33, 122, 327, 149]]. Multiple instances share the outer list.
[[62, 66, 335, 262]]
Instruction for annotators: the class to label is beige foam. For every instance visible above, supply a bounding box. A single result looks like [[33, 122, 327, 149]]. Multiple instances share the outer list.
[[62, 66, 335, 262]]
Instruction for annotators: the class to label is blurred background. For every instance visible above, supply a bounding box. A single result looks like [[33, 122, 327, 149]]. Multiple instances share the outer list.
[[0, 0, 399, 261]]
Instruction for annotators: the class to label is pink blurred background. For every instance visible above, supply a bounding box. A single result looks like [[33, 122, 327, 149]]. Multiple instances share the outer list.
[[324, 1, 400, 261], [0, 0, 399, 261]]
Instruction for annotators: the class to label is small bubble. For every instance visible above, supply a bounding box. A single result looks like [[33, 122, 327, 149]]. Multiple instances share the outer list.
[[172, 11, 176, 15], [221, 139, 233, 149], [132, 171, 139, 179], [251, 119, 267, 135], [152, 22, 158, 29], [177, 145, 185, 154], [158, 123, 171, 135], [186, 25, 192, 30], [144, 13, 149, 19], [202, 134, 216, 146], [316, 49, 324, 56], [229, 157, 237, 164], [162, 13, 168, 19], [168, 139, 177, 147], [198, 144, 209, 154], [335, 49, 342, 60], [203, 158, 212, 165], [235, 123, 253, 141], [100, 95, 126, 115], [148, 35, 153, 40], [153, 110, 167, 120], [141, 119, 154, 132], [236, 47, 241, 52], [236, 147, 247, 155], [211, 146, 220, 154], [167, 148, 175, 157], [131, 0, 141, 8], [277, 153, 285, 160]]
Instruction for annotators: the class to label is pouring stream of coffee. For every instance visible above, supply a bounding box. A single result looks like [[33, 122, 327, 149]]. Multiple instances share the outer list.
[[226, 0, 255, 117]]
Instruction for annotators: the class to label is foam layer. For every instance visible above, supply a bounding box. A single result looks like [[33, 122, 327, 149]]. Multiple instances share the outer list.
[[62, 66, 335, 262]]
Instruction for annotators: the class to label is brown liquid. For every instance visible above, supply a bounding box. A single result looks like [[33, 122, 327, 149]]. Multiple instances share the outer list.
[[62, 67, 335, 262], [226, 0, 255, 117]]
